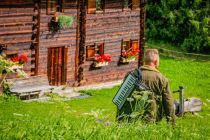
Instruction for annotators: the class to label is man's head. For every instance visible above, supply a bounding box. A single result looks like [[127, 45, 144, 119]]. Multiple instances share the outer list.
[[144, 49, 160, 69]]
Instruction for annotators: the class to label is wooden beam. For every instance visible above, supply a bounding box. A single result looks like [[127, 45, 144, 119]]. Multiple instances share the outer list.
[[77, 0, 86, 86], [138, 0, 146, 67], [34, 0, 41, 76], [75, 0, 80, 85]]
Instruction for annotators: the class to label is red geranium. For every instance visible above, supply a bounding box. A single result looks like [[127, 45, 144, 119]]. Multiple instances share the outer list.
[[121, 49, 140, 58], [95, 54, 111, 63], [11, 56, 19, 62], [10, 54, 28, 64], [19, 54, 28, 64]]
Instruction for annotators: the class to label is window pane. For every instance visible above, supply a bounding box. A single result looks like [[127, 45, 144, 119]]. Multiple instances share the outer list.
[[88, 0, 96, 14], [123, 0, 132, 9], [87, 45, 95, 58], [132, 0, 140, 9], [96, 43, 104, 56], [132, 40, 139, 50], [96, 0, 102, 10], [47, 0, 64, 14], [122, 41, 130, 51]]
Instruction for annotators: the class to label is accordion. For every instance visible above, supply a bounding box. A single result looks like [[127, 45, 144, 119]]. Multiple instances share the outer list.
[[113, 69, 149, 110]]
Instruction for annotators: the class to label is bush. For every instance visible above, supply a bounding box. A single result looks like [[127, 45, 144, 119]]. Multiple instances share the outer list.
[[146, 0, 210, 54]]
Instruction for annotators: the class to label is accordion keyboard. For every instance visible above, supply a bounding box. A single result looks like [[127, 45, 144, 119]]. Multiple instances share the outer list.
[[113, 74, 137, 110]]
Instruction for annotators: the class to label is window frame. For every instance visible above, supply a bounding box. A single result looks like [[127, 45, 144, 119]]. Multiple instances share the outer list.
[[88, 0, 105, 14], [122, 0, 140, 11], [86, 43, 105, 60], [47, 0, 64, 15], [121, 39, 139, 55], [121, 40, 131, 54]]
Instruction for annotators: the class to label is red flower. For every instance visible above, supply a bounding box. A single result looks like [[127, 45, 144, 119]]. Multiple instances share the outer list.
[[11, 56, 19, 62], [95, 54, 111, 63], [19, 54, 28, 64]]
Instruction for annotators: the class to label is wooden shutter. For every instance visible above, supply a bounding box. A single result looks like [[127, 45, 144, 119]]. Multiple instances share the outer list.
[[86, 45, 95, 60], [132, 0, 140, 9], [131, 40, 139, 50], [88, 0, 96, 14], [98, 43, 104, 56]]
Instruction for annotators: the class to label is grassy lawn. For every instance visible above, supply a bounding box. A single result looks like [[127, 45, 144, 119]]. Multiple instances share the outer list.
[[0, 56, 210, 139]]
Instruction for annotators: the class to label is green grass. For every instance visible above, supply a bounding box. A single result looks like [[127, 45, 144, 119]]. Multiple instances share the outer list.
[[0, 56, 210, 139]]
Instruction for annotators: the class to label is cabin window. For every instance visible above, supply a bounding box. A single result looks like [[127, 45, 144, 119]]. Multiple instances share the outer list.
[[131, 40, 139, 50], [122, 40, 131, 52], [88, 0, 105, 14], [86, 43, 104, 60], [132, 0, 140, 9], [123, 0, 132, 9], [123, 0, 140, 10], [121, 40, 139, 53], [47, 0, 64, 14]]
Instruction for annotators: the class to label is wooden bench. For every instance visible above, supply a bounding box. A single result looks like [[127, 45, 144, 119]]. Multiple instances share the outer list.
[[6, 76, 55, 100]]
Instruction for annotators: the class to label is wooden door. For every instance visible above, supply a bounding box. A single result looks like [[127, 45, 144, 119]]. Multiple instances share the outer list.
[[47, 47, 67, 86]]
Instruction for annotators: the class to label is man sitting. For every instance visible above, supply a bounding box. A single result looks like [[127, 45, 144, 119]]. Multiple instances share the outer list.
[[116, 49, 176, 126], [141, 49, 176, 125]]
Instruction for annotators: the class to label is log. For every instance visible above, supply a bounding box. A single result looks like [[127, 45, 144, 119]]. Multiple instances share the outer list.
[[184, 98, 202, 112]]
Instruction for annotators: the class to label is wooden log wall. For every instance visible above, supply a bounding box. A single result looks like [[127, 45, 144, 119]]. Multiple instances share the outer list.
[[0, 0, 35, 76], [38, 0, 78, 86], [82, 0, 141, 85]]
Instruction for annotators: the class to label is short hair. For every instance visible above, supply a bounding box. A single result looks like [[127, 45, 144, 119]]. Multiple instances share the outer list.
[[144, 49, 159, 64]]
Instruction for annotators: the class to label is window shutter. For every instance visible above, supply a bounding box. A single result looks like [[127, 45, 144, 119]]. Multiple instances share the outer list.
[[88, 0, 96, 14], [99, 43, 104, 56], [132, 0, 140, 9], [131, 40, 139, 50], [86, 45, 95, 59]]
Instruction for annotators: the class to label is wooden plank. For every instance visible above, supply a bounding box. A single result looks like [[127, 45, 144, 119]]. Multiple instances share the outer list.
[[58, 47, 62, 85], [63, 47, 68, 85]]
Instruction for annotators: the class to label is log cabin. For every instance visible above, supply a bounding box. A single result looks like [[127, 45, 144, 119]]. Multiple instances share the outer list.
[[0, 0, 146, 86]]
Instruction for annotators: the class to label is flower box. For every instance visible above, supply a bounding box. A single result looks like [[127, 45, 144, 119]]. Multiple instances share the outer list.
[[93, 61, 109, 68], [93, 54, 111, 68], [120, 57, 136, 63]]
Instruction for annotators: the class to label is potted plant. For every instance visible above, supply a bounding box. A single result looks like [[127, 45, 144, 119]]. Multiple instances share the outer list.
[[50, 14, 74, 32], [120, 49, 139, 63], [10, 54, 28, 69], [93, 54, 111, 67]]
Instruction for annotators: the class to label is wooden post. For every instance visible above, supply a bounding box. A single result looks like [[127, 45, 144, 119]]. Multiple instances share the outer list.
[[33, 0, 41, 76], [138, 0, 146, 67], [179, 86, 185, 117], [77, 0, 86, 86], [75, 0, 80, 84]]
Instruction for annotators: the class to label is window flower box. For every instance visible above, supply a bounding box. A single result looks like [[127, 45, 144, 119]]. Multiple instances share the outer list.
[[120, 49, 139, 64], [92, 54, 111, 68], [93, 61, 109, 67], [120, 57, 136, 63]]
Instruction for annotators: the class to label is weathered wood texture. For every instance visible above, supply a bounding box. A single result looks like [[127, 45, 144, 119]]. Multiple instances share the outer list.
[[0, 0, 144, 86], [82, 0, 141, 85], [37, 0, 77, 86], [0, 0, 35, 76]]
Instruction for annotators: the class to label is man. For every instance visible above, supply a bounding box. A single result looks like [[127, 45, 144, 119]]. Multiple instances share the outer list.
[[140, 49, 176, 125]]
